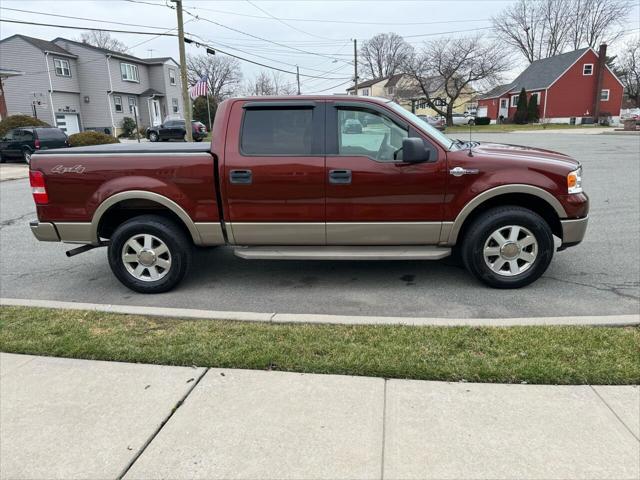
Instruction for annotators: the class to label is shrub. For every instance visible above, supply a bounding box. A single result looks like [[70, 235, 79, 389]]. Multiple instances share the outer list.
[[120, 117, 136, 138], [68, 131, 119, 147], [527, 95, 540, 123], [0, 114, 49, 138], [474, 117, 491, 125], [513, 88, 528, 124]]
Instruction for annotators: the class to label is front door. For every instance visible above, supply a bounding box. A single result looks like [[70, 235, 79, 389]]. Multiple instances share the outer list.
[[325, 102, 447, 245], [224, 100, 325, 245], [499, 98, 508, 120], [151, 99, 161, 126]]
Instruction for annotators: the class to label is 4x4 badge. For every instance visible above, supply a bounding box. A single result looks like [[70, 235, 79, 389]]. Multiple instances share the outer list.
[[51, 165, 86, 174]]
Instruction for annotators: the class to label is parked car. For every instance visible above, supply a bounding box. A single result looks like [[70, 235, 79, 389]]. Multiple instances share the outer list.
[[29, 95, 588, 293], [451, 113, 476, 126], [0, 127, 68, 164], [146, 119, 207, 142], [342, 118, 363, 134], [418, 115, 445, 131]]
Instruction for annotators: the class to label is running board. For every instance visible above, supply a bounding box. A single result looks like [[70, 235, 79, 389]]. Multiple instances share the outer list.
[[233, 246, 451, 260]]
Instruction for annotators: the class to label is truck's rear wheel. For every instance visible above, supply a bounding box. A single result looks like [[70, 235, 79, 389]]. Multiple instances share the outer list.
[[461, 206, 553, 288], [108, 215, 191, 293]]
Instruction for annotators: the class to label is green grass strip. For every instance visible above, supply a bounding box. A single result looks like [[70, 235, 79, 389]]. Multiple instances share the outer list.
[[1, 306, 638, 385]]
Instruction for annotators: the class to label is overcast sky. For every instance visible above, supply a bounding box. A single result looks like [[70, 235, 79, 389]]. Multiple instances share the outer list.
[[1, 0, 639, 95]]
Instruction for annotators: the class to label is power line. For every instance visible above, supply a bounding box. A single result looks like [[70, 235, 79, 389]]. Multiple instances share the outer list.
[[0, 18, 179, 36], [304, 79, 352, 94], [244, 0, 335, 41]]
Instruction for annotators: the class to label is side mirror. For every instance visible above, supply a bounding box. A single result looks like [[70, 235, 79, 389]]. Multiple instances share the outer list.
[[402, 137, 430, 163]]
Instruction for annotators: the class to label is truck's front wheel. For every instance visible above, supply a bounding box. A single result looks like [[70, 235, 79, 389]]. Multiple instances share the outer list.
[[461, 206, 554, 288], [108, 215, 192, 293]]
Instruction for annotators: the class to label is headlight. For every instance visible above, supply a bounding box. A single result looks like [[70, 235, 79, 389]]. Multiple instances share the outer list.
[[567, 167, 583, 194]]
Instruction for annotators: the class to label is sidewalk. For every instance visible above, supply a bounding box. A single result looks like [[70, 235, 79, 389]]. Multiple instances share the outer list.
[[1, 353, 638, 479]]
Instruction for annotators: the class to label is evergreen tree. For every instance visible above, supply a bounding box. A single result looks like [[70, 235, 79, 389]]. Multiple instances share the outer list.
[[527, 94, 539, 123], [513, 88, 528, 124], [192, 96, 217, 131]]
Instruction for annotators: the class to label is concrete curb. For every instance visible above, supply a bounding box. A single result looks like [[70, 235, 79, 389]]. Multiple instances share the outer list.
[[2, 297, 639, 327]]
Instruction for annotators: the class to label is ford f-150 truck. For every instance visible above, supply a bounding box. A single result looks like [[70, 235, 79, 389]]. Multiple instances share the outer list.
[[29, 96, 588, 293]]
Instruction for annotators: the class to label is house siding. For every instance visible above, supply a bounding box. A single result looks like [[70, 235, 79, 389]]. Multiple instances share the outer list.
[[0, 37, 56, 124], [53, 39, 113, 132], [47, 54, 80, 93]]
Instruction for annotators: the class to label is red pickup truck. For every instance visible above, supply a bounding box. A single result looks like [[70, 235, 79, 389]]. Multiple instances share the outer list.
[[29, 96, 588, 293]]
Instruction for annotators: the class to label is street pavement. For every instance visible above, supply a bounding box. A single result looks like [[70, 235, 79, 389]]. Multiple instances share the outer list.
[[1, 353, 638, 479], [1, 133, 638, 318]]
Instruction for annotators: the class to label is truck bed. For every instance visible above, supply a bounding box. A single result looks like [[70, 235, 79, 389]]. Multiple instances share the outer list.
[[34, 142, 210, 155]]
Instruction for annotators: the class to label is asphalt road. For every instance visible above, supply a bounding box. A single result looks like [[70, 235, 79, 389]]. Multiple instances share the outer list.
[[1, 133, 638, 318]]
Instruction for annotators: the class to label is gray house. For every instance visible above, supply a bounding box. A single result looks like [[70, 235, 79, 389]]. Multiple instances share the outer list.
[[0, 34, 184, 135]]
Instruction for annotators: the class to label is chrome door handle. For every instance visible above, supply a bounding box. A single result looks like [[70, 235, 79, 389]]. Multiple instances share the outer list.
[[329, 169, 352, 184]]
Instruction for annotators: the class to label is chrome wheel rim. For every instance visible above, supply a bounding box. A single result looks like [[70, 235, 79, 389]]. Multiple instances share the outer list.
[[122, 234, 171, 282], [24, 151, 31, 164], [483, 225, 538, 277]]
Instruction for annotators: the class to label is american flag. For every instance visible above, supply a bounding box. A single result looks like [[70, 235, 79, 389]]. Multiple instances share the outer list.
[[189, 75, 208, 100]]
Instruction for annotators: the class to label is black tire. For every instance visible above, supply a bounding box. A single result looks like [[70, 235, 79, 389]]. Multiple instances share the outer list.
[[194, 137, 203, 142], [23, 148, 32, 164], [148, 132, 158, 142], [107, 215, 192, 293], [0, 152, 5, 164], [461, 206, 554, 289], [468, 119, 475, 125]]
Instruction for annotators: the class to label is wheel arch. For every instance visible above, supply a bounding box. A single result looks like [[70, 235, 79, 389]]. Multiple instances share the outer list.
[[443, 185, 566, 246], [92, 191, 202, 245]]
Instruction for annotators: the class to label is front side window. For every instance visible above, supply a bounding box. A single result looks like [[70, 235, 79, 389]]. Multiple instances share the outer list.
[[53, 58, 71, 77], [120, 63, 139, 82], [169, 68, 177, 85], [241, 108, 313, 155], [600, 89, 610, 101], [113, 95, 122, 112], [128, 96, 137, 114], [583, 64, 593, 75], [337, 108, 407, 162], [172, 98, 179, 113]]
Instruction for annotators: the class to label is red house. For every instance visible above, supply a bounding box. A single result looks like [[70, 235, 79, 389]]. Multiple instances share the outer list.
[[477, 45, 624, 124]]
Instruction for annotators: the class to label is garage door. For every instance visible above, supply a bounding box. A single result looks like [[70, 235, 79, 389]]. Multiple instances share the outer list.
[[477, 106, 488, 117], [55, 114, 80, 135]]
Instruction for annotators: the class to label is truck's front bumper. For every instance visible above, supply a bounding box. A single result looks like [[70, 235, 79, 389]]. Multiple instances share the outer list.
[[30, 221, 60, 242], [559, 216, 588, 249]]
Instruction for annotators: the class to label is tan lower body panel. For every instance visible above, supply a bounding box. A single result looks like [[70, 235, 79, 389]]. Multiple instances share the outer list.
[[227, 223, 324, 245], [194, 222, 225, 246], [55, 222, 93, 244], [327, 222, 442, 245]]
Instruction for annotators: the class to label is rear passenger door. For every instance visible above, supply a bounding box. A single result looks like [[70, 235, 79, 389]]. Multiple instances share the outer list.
[[224, 101, 325, 245]]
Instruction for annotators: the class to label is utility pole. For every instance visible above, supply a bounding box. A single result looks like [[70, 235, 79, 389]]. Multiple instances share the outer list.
[[353, 39, 358, 95], [172, 0, 192, 141], [296, 66, 301, 95]]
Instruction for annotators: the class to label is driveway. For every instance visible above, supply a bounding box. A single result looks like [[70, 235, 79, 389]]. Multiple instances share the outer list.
[[1, 133, 638, 318]]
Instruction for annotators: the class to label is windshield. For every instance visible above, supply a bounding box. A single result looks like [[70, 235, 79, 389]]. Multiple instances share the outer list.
[[386, 101, 456, 150]]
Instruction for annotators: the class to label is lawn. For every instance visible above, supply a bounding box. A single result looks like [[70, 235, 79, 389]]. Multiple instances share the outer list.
[[1, 306, 638, 385], [445, 123, 611, 134]]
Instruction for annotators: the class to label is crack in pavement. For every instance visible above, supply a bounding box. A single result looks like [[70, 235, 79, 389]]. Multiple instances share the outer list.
[[0, 211, 34, 229], [546, 275, 640, 301]]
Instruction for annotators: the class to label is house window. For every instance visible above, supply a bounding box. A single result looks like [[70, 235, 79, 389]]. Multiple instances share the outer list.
[[128, 96, 137, 114], [361, 88, 370, 96], [600, 89, 610, 101], [510, 94, 519, 107], [120, 63, 139, 82], [169, 68, 177, 86], [583, 64, 593, 75], [113, 95, 122, 113], [53, 58, 71, 77], [530, 92, 540, 104], [172, 98, 179, 113]]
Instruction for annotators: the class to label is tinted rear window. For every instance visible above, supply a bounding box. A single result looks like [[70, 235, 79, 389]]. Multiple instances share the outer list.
[[241, 108, 313, 155], [36, 128, 66, 140]]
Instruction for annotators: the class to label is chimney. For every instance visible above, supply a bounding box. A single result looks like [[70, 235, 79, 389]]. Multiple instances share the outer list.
[[593, 43, 607, 122]]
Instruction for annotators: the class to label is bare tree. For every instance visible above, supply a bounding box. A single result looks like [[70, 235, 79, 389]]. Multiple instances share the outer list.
[[492, 0, 631, 63], [404, 36, 511, 126], [359, 33, 413, 79], [244, 71, 296, 96], [568, 0, 631, 50], [186, 54, 242, 102], [617, 37, 640, 107], [79, 31, 129, 54]]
